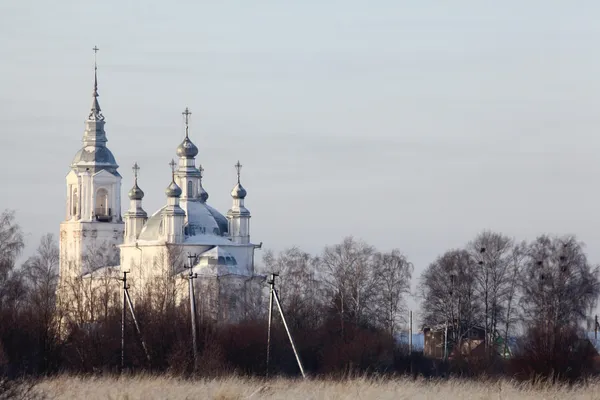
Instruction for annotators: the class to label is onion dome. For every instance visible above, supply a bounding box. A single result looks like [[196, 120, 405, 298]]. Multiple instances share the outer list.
[[128, 182, 144, 200], [177, 107, 198, 158], [165, 181, 182, 198], [231, 161, 247, 199], [199, 186, 209, 202], [231, 183, 247, 199], [166, 159, 182, 197], [176, 136, 198, 158]]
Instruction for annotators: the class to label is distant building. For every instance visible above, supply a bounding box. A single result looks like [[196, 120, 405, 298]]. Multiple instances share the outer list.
[[423, 323, 485, 359], [57, 56, 264, 326]]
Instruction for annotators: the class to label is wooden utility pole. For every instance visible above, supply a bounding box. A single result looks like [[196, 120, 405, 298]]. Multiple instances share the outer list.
[[120, 271, 128, 372], [119, 271, 151, 372], [266, 273, 306, 378], [184, 253, 199, 370], [408, 310, 413, 354]]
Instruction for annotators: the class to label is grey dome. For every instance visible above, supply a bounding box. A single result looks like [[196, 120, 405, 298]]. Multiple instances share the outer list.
[[72, 145, 117, 166], [176, 137, 198, 158], [165, 181, 182, 197], [231, 183, 247, 199], [205, 204, 229, 235], [138, 202, 230, 242], [128, 182, 144, 200]]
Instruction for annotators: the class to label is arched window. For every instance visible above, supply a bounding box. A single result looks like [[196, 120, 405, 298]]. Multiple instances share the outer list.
[[187, 181, 193, 197], [72, 188, 78, 217], [95, 188, 110, 221]]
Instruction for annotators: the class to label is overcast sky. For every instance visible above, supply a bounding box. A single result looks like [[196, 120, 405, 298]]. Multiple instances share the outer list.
[[1, 1, 600, 314]]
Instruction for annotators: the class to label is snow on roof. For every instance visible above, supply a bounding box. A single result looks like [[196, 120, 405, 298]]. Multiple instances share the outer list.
[[191, 246, 251, 277]]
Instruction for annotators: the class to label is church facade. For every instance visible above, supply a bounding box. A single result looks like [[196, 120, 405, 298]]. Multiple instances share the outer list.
[[58, 60, 264, 325]]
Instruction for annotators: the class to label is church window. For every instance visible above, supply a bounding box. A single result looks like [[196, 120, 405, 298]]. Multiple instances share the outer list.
[[187, 181, 193, 197], [95, 188, 110, 220], [72, 188, 78, 216]]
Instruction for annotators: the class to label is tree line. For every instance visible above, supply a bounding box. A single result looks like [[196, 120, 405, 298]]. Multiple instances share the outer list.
[[1, 208, 600, 381]]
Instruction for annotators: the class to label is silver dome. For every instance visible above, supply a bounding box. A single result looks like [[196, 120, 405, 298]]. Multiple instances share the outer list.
[[230, 182, 247, 199], [176, 137, 198, 158], [128, 182, 144, 200], [71, 145, 119, 174], [165, 181, 182, 197], [205, 203, 229, 235]]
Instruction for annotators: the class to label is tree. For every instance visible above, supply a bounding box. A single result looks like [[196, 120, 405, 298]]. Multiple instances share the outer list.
[[468, 231, 521, 353], [419, 249, 480, 344], [20, 234, 60, 371], [373, 249, 413, 337], [0, 210, 25, 310], [519, 235, 600, 339], [501, 242, 526, 357], [321, 237, 379, 333], [262, 247, 324, 329]]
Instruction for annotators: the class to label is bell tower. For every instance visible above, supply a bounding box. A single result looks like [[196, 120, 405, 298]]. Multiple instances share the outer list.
[[59, 46, 125, 282]]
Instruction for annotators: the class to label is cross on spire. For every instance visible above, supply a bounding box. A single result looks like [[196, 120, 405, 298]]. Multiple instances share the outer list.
[[169, 159, 177, 181], [92, 45, 99, 93], [182, 107, 192, 138], [235, 161, 242, 184], [93, 46, 99, 68], [89, 45, 103, 120], [132, 162, 140, 181]]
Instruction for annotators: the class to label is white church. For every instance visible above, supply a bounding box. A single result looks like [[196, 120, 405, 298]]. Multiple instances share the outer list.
[[58, 58, 265, 324]]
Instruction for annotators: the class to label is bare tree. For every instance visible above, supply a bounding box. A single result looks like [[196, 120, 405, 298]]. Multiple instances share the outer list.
[[519, 235, 600, 342], [501, 241, 526, 357], [262, 247, 324, 329], [373, 249, 413, 337], [419, 249, 480, 344], [0, 210, 25, 310], [468, 231, 519, 353], [321, 237, 381, 334], [21, 234, 60, 366]]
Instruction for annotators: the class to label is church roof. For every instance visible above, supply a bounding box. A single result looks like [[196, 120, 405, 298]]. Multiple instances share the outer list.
[[137, 201, 230, 243], [71, 145, 120, 175], [192, 246, 252, 277]]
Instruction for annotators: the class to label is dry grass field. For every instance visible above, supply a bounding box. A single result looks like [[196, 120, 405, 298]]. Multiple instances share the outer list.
[[24, 375, 600, 400]]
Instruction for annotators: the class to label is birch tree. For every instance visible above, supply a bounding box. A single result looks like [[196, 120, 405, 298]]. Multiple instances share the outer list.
[[321, 237, 378, 334], [373, 249, 413, 337]]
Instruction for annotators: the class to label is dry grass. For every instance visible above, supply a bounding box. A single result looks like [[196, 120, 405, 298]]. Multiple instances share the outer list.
[[31, 375, 600, 400]]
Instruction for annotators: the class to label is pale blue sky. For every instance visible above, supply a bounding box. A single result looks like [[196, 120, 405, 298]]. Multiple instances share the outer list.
[[1, 1, 600, 311]]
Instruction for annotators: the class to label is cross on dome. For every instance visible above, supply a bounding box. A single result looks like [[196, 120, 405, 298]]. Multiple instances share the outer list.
[[169, 159, 176, 179], [182, 107, 192, 138], [235, 161, 242, 184], [132, 162, 140, 180]]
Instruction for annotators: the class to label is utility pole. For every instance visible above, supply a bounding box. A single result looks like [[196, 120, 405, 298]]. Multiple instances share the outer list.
[[444, 321, 448, 361], [408, 310, 413, 354], [184, 253, 199, 371], [266, 273, 306, 379], [266, 273, 275, 377], [124, 287, 151, 363], [120, 271, 128, 373], [119, 271, 151, 372]]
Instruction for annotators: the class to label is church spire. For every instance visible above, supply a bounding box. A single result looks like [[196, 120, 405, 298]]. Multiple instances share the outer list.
[[227, 160, 250, 244], [89, 46, 104, 122], [231, 161, 247, 199], [176, 107, 198, 158]]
